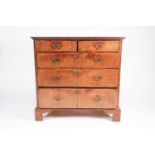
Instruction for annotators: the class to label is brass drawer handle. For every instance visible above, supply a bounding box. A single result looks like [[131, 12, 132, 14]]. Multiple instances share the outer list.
[[93, 42, 103, 50], [93, 95, 102, 102], [93, 75, 102, 81], [73, 70, 81, 77], [94, 55, 103, 63], [51, 42, 62, 49], [53, 95, 62, 101], [51, 56, 61, 62], [52, 76, 62, 81]]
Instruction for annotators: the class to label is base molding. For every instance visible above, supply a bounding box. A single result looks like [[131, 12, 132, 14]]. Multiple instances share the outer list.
[[35, 108, 121, 122]]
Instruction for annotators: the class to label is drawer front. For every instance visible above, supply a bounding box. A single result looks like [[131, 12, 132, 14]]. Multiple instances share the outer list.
[[38, 88, 77, 108], [78, 41, 120, 52], [78, 89, 118, 108], [37, 53, 77, 68], [78, 53, 120, 68], [35, 40, 77, 52], [38, 69, 77, 87], [78, 69, 118, 87], [37, 53, 120, 69]]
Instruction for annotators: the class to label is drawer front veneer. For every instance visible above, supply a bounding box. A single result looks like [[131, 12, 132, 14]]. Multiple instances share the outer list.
[[37, 53, 120, 69], [37, 53, 77, 68], [78, 41, 120, 52], [35, 40, 77, 52], [38, 88, 77, 108], [38, 69, 119, 87], [38, 69, 77, 87], [77, 69, 119, 87], [78, 89, 118, 108], [78, 53, 120, 68]]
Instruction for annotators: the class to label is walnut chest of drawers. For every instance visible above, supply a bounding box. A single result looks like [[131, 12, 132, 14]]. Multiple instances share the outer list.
[[32, 37, 124, 121]]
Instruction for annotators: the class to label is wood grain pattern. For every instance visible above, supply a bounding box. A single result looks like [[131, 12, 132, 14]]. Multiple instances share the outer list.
[[37, 53, 120, 69], [78, 41, 120, 52], [77, 69, 118, 87], [35, 108, 121, 121], [32, 37, 124, 121], [37, 53, 77, 68], [38, 69, 77, 87], [35, 40, 77, 52], [112, 108, 121, 121], [38, 88, 118, 109], [38, 88, 77, 108], [78, 53, 120, 68], [38, 69, 118, 87], [78, 89, 118, 108]]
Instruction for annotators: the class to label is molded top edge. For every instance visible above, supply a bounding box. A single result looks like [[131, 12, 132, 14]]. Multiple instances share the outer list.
[[31, 37, 125, 40]]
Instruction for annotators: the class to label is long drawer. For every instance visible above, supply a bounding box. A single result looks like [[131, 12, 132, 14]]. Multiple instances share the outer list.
[[38, 88, 118, 108], [38, 69, 118, 87], [37, 53, 120, 68]]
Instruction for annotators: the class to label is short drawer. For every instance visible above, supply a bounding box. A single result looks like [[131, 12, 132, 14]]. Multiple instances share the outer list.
[[78, 89, 118, 108], [78, 41, 120, 52], [37, 53, 77, 68], [35, 40, 77, 52], [78, 53, 120, 68], [38, 88, 77, 108], [77, 69, 118, 87], [38, 69, 77, 87]]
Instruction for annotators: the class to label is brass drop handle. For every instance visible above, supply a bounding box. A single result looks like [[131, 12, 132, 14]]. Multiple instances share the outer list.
[[93, 75, 102, 81], [94, 55, 103, 62], [53, 95, 62, 101], [52, 76, 62, 81], [93, 95, 102, 102], [51, 42, 62, 49], [51, 56, 61, 62], [93, 42, 103, 50]]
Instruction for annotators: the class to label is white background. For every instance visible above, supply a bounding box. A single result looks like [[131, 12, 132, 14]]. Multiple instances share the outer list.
[[0, 0, 155, 155], [0, 26, 155, 154]]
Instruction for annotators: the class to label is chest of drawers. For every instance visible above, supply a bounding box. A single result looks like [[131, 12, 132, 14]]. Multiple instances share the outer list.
[[32, 37, 124, 121]]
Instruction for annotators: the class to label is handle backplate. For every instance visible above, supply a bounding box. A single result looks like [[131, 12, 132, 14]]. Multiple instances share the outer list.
[[93, 55, 103, 63], [93, 75, 102, 81], [93, 95, 102, 102], [51, 56, 61, 62], [93, 42, 103, 50], [51, 42, 62, 49], [53, 95, 62, 101], [52, 76, 62, 81]]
